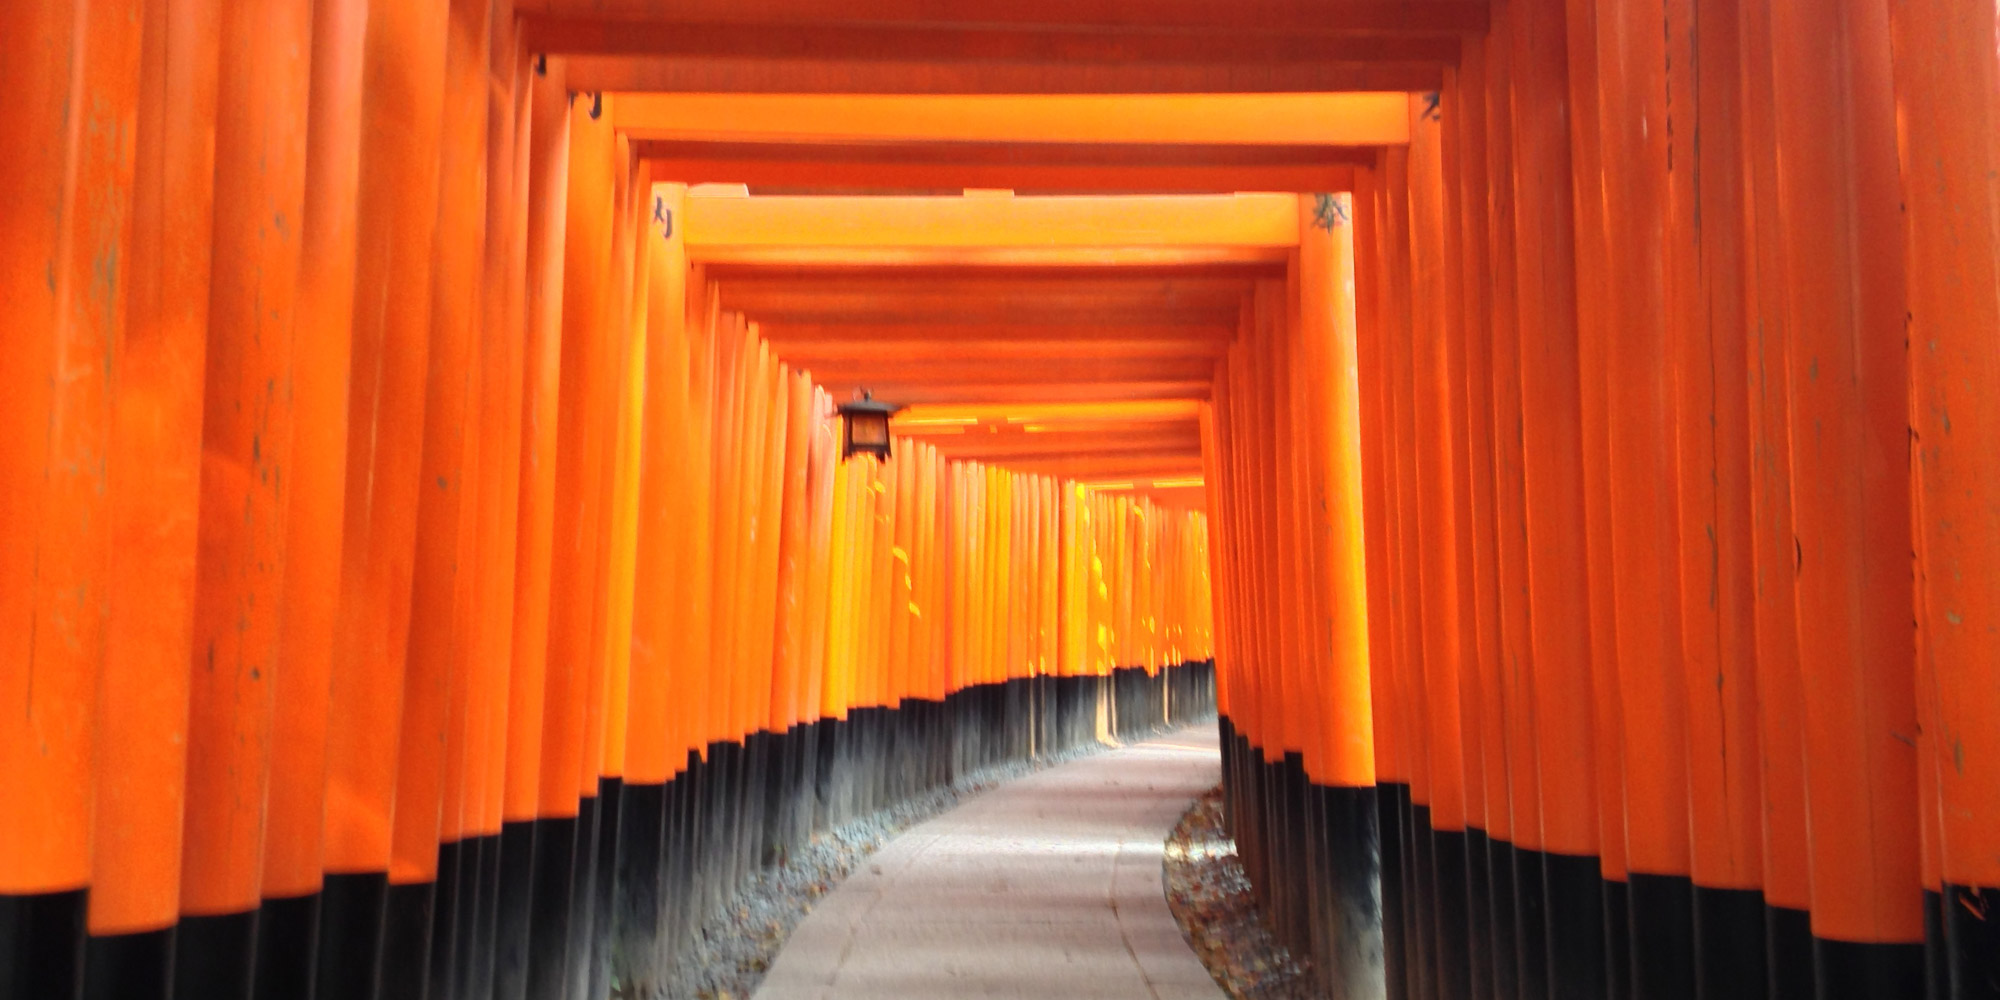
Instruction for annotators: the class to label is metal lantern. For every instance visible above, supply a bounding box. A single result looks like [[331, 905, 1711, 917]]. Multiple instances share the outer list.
[[838, 391, 902, 461]]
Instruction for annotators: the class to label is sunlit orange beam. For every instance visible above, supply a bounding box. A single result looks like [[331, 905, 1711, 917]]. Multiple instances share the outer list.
[[686, 246, 1292, 267], [521, 0, 1488, 39], [896, 419, 1202, 440], [760, 323, 1235, 345], [770, 339, 1229, 362], [994, 456, 1206, 478], [925, 438, 1203, 460], [810, 381, 1212, 405], [525, 17, 1463, 67], [613, 93, 1410, 146], [798, 359, 1215, 385], [568, 55, 1445, 96], [894, 416, 978, 427], [897, 400, 1203, 425], [684, 193, 1300, 253], [641, 155, 1361, 195]]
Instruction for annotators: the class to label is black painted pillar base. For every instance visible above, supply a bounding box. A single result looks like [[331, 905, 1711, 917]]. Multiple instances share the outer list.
[[82, 925, 172, 1000], [1692, 885, 1765, 1000], [1813, 936, 1926, 1000], [1487, 836, 1519, 1000], [0, 889, 85, 1000], [1320, 782, 1385, 1000], [1461, 828, 1492, 1000], [1432, 827, 1472, 1000], [1602, 877, 1631, 1000], [253, 892, 320, 1000], [1627, 872, 1695, 1000], [1377, 783, 1409, 1000], [523, 815, 578, 1000], [1543, 852, 1607, 1000], [492, 820, 538, 1000], [1513, 844, 1548, 1000], [316, 871, 388, 1000], [378, 881, 437, 1000], [1938, 884, 2000, 1000]]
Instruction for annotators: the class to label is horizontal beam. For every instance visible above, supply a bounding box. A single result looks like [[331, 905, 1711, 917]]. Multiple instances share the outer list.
[[915, 431, 1204, 461], [568, 56, 1442, 95], [516, 0, 1489, 35], [614, 94, 1409, 146], [812, 380, 1210, 405], [1083, 482, 1209, 509], [722, 274, 1259, 298], [530, 17, 1460, 68], [946, 448, 1204, 469], [704, 262, 1284, 283], [896, 400, 1204, 425], [640, 141, 1363, 194], [760, 323, 1234, 345], [989, 454, 1208, 479], [771, 338, 1227, 363], [685, 193, 1300, 254], [688, 246, 1291, 267], [797, 357, 1216, 386], [896, 420, 1205, 442], [749, 305, 1241, 327], [647, 158, 1359, 194], [720, 275, 1255, 320]]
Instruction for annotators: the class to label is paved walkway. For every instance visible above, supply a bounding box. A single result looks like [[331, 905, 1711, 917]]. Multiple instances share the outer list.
[[755, 728, 1228, 1000]]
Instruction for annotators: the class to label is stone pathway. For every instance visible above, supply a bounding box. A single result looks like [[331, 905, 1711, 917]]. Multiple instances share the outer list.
[[754, 728, 1228, 1000]]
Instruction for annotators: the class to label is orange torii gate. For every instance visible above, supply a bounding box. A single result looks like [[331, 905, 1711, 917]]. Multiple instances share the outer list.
[[4, 2, 1999, 1000]]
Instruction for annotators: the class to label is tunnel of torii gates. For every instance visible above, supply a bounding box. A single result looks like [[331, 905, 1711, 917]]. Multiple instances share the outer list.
[[3, 2, 2000, 1000]]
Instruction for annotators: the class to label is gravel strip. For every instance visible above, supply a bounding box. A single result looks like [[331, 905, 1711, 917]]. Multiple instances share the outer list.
[[645, 739, 1124, 1000], [1162, 786, 1317, 1000]]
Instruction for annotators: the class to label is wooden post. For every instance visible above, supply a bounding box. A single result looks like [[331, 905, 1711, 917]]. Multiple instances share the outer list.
[[1888, 0, 2000, 990], [0, 3, 144, 994], [1593, 0, 1697, 992], [254, 0, 365, 991], [178, 5, 312, 995], [1768, 0, 1924, 990], [87, 4, 218, 997]]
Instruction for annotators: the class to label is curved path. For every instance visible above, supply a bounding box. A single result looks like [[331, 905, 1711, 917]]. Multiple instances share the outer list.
[[754, 727, 1227, 1000]]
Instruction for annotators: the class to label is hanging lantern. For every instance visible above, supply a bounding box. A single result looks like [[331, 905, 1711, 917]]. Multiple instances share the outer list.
[[838, 390, 902, 461]]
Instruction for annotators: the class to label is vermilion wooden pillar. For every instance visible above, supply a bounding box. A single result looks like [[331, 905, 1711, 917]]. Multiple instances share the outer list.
[[618, 179, 689, 993], [1559, 0, 1634, 991], [1661, 0, 1767, 995], [1351, 167, 1411, 1000], [1888, 0, 2000, 994], [0, 4, 142, 995], [1442, 40, 1504, 1000], [1381, 144, 1437, 1000], [317, 0, 450, 993], [177, 5, 311, 996], [254, 0, 365, 996], [380, 0, 492, 994], [1768, 0, 1923, 992], [83, 3, 217, 998], [522, 90, 618, 1000], [1733, 0, 1815, 991], [1298, 192, 1384, 999], [455, 10, 529, 999], [1507, 0, 1605, 994], [1476, 10, 1548, 991], [493, 50, 570, 1000], [1437, 63, 1502, 1000], [1767, 0, 1924, 993], [1594, 0, 1697, 995]]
